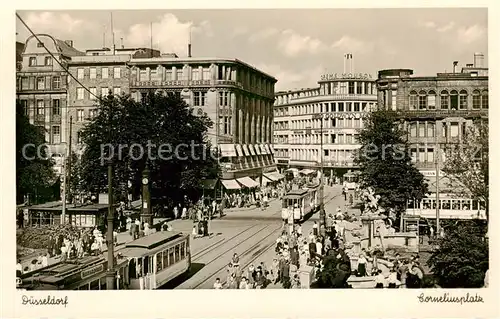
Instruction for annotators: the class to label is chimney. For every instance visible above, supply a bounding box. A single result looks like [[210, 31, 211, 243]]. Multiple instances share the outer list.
[[65, 40, 73, 47], [473, 52, 484, 68], [453, 61, 458, 73]]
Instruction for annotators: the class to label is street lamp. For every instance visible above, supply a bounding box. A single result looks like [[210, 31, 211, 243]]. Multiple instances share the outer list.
[[312, 113, 326, 236]]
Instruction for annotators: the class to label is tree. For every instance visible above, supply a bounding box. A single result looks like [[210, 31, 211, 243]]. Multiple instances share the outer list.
[[16, 101, 56, 204], [77, 91, 220, 211], [354, 109, 428, 215], [442, 119, 488, 221], [427, 220, 488, 288]]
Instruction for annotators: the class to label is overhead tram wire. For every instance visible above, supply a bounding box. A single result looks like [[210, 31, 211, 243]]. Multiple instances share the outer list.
[[16, 13, 101, 102]]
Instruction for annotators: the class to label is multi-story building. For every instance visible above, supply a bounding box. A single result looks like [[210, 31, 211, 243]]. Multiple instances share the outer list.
[[16, 41, 25, 71], [16, 34, 84, 174], [273, 55, 377, 178], [376, 53, 488, 171], [127, 57, 278, 186]]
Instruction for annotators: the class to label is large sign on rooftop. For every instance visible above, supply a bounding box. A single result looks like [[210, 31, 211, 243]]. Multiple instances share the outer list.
[[320, 73, 373, 81]]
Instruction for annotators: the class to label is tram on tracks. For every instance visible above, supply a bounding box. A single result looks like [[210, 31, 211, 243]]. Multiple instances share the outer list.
[[18, 255, 130, 290], [18, 231, 192, 291], [121, 231, 191, 290], [281, 186, 320, 223]]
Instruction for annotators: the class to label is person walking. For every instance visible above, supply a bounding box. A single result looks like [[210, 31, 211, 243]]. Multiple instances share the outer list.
[[213, 278, 223, 289]]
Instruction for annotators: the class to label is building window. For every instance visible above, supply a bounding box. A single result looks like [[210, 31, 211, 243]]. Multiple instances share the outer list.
[[139, 68, 148, 81], [77, 109, 85, 122], [77, 68, 84, 79], [44, 57, 52, 66], [346, 103, 352, 112], [37, 77, 45, 90], [338, 103, 344, 112], [459, 90, 468, 109], [450, 90, 458, 110], [90, 68, 97, 79], [203, 68, 211, 80], [427, 148, 434, 163], [52, 99, 60, 115], [29, 57, 36, 66], [21, 77, 29, 90], [114, 67, 121, 78], [418, 91, 427, 109], [348, 82, 355, 94], [20, 100, 28, 116], [353, 118, 360, 128], [219, 92, 229, 106], [356, 83, 362, 94], [418, 122, 426, 137], [337, 118, 344, 128], [36, 100, 44, 115], [440, 90, 449, 109], [338, 134, 344, 144], [346, 134, 353, 144], [52, 126, 61, 144], [472, 90, 481, 109], [150, 68, 157, 81], [192, 69, 200, 81], [102, 67, 109, 79], [427, 90, 436, 109], [482, 90, 488, 109], [450, 122, 459, 137], [77, 87, 84, 100], [410, 123, 417, 137], [409, 91, 418, 110], [442, 122, 447, 138], [90, 87, 97, 99], [113, 87, 121, 96], [164, 69, 173, 80], [89, 109, 98, 119], [427, 122, 435, 137], [52, 76, 61, 89], [101, 87, 109, 97], [419, 148, 426, 163], [193, 91, 207, 106], [176, 69, 184, 81]]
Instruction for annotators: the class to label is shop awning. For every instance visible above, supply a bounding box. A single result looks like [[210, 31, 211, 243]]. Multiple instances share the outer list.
[[201, 179, 218, 189], [236, 176, 259, 188], [222, 179, 241, 190], [248, 145, 256, 156], [265, 144, 271, 154], [242, 145, 250, 156], [264, 172, 284, 181], [235, 144, 244, 157], [260, 144, 268, 155], [219, 144, 237, 157], [300, 169, 315, 175], [269, 145, 275, 153], [254, 144, 262, 155]]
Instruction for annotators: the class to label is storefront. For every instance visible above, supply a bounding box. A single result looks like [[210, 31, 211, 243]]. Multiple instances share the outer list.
[[27, 202, 110, 228]]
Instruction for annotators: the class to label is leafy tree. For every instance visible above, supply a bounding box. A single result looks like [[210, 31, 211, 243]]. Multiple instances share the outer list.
[[442, 119, 489, 221], [427, 221, 488, 288], [354, 109, 428, 216], [16, 101, 56, 204], [77, 91, 220, 212]]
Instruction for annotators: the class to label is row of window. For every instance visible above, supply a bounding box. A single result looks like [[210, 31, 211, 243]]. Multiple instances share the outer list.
[[28, 56, 52, 67], [281, 102, 373, 117], [289, 148, 356, 162], [279, 117, 364, 130], [76, 67, 122, 80], [75, 109, 99, 122], [408, 90, 488, 110], [408, 198, 486, 210], [410, 148, 436, 164], [21, 99, 61, 116], [18, 76, 62, 91], [288, 133, 359, 145], [274, 149, 289, 158], [76, 86, 121, 100], [219, 116, 232, 135], [155, 241, 187, 273]]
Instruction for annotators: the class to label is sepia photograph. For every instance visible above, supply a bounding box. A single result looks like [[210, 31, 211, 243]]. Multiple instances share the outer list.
[[12, 5, 491, 298]]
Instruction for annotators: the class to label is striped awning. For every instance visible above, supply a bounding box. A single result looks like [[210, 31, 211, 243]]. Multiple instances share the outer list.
[[237, 176, 259, 188], [219, 144, 237, 157], [221, 179, 241, 190], [300, 169, 315, 175], [264, 144, 271, 154], [235, 144, 244, 157], [264, 172, 285, 181], [248, 145, 256, 156], [242, 145, 250, 156], [260, 144, 268, 155], [254, 144, 262, 155], [269, 145, 274, 153]]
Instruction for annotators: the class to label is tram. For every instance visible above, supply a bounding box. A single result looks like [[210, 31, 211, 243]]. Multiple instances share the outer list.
[[18, 255, 130, 290], [281, 188, 318, 222], [405, 196, 487, 220], [121, 231, 191, 289], [343, 170, 359, 190]]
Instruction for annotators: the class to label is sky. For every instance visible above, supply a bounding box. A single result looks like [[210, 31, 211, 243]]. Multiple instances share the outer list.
[[16, 9, 488, 91]]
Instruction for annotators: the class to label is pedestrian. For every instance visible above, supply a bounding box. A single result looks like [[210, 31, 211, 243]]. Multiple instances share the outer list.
[[231, 253, 240, 267], [272, 258, 279, 283], [315, 239, 323, 257], [357, 253, 367, 277], [282, 259, 291, 289], [429, 225, 434, 241], [234, 264, 242, 287], [213, 277, 223, 289], [239, 277, 248, 289], [374, 269, 385, 288], [181, 206, 187, 219], [313, 221, 318, 237], [192, 224, 198, 238], [228, 273, 238, 289]]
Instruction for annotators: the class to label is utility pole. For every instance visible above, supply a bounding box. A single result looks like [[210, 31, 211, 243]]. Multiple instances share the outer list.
[[68, 116, 73, 204], [61, 151, 67, 224], [313, 113, 326, 236], [435, 114, 441, 235], [106, 100, 115, 290]]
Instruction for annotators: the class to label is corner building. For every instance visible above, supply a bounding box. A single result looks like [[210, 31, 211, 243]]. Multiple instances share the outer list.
[[273, 57, 377, 178], [376, 53, 488, 171], [126, 57, 278, 185]]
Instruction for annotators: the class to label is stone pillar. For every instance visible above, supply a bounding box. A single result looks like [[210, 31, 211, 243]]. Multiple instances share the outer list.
[[136, 67, 140, 81], [172, 66, 177, 80], [184, 64, 190, 81], [256, 99, 261, 143], [250, 97, 256, 144], [211, 64, 217, 81], [231, 92, 237, 142], [361, 81, 365, 94]]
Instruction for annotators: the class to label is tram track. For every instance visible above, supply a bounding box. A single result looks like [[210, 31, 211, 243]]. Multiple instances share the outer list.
[[190, 223, 264, 260], [191, 223, 283, 289]]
